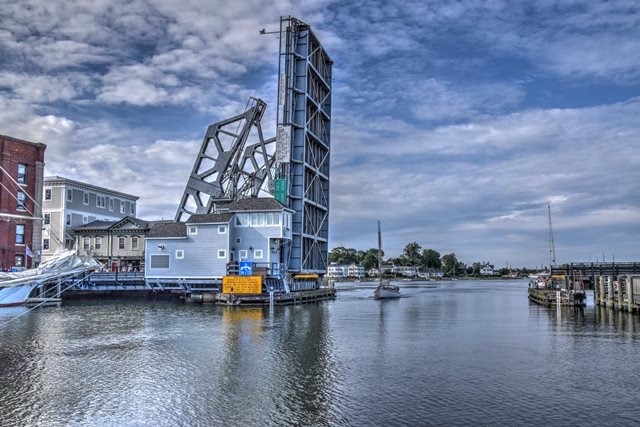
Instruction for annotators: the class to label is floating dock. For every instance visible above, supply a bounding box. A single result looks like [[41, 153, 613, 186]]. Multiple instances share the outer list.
[[215, 288, 336, 306]]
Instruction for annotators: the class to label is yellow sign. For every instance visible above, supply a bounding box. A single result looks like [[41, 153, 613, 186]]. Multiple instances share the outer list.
[[222, 276, 262, 294]]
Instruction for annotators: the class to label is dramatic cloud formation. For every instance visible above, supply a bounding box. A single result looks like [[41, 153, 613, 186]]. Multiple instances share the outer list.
[[1, 0, 639, 266]]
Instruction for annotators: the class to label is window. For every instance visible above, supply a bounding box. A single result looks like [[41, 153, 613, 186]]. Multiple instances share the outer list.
[[17, 192, 26, 210], [235, 213, 268, 227], [254, 249, 263, 259], [17, 164, 26, 184], [109, 198, 114, 211], [284, 212, 292, 229], [175, 250, 184, 259], [150, 255, 170, 268], [45, 188, 52, 200], [266, 212, 281, 226], [119, 237, 125, 250], [16, 224, 25, 244], [83, 192, 89, 205], [217, 249, 226, 259], [66, 189, 73, 202], [14, 255, 24, 267], [95, 237, 102, 250], [132, 237, 139, 250], [251, 213, 264, 226], [130, 204, 134, 215], [43, 239, 50, 250], [82, 215, 88, 224], [120, 203, 125, 214], [236, 237, 241, 244], [239, 250, 248, 259], [44, 213, 50, 225], [96, 195, 105, 208], [218, 225, 227, 234], [188, 225, 197, 235], [66, 214, 71, 226], [83, 237, 90, 251]]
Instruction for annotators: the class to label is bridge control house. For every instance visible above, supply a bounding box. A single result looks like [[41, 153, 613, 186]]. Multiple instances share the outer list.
[[144, 198, 293, 292]]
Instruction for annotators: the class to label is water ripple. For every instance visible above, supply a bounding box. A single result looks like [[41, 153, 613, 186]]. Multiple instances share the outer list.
[[2, 283, 640, 425]]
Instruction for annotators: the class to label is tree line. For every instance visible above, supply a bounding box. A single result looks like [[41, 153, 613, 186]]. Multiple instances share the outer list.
[[329, 242, 530, 276], [330, 242, 459, 274]]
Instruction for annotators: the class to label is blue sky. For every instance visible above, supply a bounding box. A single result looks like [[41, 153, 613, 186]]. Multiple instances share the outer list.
[[1, 1, 639, 267]]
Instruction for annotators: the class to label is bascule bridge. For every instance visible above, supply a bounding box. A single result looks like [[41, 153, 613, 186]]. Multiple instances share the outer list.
[[174, 16, 333, 277]]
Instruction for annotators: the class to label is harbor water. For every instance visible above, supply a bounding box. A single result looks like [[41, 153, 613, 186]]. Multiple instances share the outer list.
[[1, 279, 639, 426]]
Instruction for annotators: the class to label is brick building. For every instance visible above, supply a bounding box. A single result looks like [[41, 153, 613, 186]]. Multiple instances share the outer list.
[[0, 134, 46, 270]]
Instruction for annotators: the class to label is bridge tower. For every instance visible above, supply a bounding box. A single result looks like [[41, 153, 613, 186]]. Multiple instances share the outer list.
[[275, 16, 333, 274]]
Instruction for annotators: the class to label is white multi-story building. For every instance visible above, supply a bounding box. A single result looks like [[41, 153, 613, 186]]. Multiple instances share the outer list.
[[327, 263, 365, 278], [327, 264, 347, 278], [347, 264, 365, 278], [41, 176, 138, 261]]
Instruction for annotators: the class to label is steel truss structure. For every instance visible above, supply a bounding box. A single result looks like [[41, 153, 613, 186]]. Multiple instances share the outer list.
[[175, 16, 332, 276], [277, 16, 332, 273], [175, 98, 276, 222]]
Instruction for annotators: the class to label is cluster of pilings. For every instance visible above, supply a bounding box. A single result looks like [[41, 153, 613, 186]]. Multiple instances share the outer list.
[[551, 263, 640, 289], [594, 275, 640, 313]]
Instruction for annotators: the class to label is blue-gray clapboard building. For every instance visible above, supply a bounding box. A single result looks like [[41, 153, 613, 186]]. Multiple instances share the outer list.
[[144, 198, 293, 288]]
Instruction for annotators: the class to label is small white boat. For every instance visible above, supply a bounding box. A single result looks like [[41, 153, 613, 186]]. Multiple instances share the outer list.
[[373, 221, 401, 300]]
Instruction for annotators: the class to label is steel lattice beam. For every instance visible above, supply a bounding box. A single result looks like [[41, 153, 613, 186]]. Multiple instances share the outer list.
[[175, 98, 276, 222]]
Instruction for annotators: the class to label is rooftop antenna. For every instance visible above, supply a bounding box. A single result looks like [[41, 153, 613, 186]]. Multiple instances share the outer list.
[[547, 203, 556, 267]]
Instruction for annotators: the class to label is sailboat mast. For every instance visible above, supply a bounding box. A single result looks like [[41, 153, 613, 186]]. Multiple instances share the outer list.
[[377, 221, 383, 285], [547, 204, 556, 267]]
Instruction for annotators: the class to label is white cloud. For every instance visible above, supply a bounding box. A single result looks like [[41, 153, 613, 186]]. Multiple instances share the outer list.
[[2, 0, 639, 266], [0, 72, 91, 102]]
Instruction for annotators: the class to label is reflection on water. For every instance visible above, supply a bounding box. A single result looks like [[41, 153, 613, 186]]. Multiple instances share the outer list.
[[1, 282, 640, 425]]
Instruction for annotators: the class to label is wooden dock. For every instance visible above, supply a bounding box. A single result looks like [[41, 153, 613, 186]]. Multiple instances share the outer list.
[[215, 288, 336, 306], [551, 262, 640, 289], [594, 275, 640, 313]]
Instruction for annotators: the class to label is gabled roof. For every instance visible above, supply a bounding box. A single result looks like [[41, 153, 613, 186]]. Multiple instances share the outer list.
[[73, 216, 151, 233], [146, 222, 187, 238], [225, 197, 290, 212], [74, 220, 115, 231], [187, 213, 234, 224], [111, 216, 149, 230]]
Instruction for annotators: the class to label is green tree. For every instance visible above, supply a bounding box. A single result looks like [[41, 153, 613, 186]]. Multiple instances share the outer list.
[[421, 249, 442, 268], [328, 247, 358, 265], [403, 242, 422, 266], [361, 248, 381, 271], [470, 262, 483, 276], [441, 253, 458, 276]]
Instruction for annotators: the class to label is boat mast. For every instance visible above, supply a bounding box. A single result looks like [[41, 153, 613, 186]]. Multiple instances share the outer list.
[[547, 203, 556, 267], [377, 220, 383, 286]]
